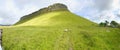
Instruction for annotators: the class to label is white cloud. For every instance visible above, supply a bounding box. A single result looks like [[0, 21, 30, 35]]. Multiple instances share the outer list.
[[76, 0, 120, 23], [0, 0, 40, 25], [91, 0, 120, 23], [0, 0, 20, 24], [0, 0, 120, 25]]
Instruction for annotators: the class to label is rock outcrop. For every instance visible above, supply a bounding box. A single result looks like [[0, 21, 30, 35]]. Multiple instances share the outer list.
[[39, 3, 68, 14]]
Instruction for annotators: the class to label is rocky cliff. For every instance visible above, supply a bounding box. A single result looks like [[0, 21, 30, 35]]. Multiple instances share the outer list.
[[39, 3, 68, 13]]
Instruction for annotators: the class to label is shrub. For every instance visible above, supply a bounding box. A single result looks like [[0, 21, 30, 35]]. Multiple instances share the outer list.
[[99, 20, 120, 28], [105, 20, 109, 26], [110, 21, 119, 28], [99, 22, 106, 27]]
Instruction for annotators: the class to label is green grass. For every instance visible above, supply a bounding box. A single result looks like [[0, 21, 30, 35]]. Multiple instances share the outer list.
[[16, 11, 95, 26], [2, 11, 120, 50]]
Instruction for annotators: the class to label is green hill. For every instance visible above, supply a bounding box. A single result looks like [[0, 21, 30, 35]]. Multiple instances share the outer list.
[[2, 3, 120, 50], [15, 3, 68, 25], [16, 11, 95, 27]]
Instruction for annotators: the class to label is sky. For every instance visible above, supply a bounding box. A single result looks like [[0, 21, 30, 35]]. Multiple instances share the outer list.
[[0, 0, 120, 25]]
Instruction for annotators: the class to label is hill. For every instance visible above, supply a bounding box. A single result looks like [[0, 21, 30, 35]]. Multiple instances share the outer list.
[[15, 3, 68, 25], [16, 11, 95, 27], [2, 3, 120, 50]]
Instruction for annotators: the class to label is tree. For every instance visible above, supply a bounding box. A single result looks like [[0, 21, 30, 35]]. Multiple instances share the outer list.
[[105, 20, 109, 26], [110, 21, 119, 28], [99, 20, 120, 28], [99, 20, 109, 27], [99, 22, 106, 27]]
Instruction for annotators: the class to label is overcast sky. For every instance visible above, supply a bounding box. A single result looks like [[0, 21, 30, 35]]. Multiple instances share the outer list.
[[0, 0, 120, 25]]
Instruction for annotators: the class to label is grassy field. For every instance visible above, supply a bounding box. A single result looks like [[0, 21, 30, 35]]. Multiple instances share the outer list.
[[2, 11, 120, 50]]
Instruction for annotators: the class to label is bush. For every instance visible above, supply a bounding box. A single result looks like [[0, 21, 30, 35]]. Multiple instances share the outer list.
[[99, 20, 120, 28], [99, 22, 106, 27], [110, 21, 119, 28], [105, 20, 109, 26], [99, 20, 109, 27]]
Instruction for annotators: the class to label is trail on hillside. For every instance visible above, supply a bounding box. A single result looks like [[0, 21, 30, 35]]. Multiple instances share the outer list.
[[54, 29, 73, 50]]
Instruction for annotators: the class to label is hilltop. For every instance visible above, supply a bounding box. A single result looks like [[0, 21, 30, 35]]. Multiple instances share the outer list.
[[15, 3, 68, 25], [15, 3, 95, 26], [2, 3, 120, 50]]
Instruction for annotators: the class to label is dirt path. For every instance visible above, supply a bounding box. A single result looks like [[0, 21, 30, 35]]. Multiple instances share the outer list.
[[54, 31, 73, 50], [68, 31, 73, 50]]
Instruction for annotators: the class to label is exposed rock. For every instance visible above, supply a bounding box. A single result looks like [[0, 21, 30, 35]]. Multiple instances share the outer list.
[[39, 3, 68, 14], [0, 24, 11, 26]]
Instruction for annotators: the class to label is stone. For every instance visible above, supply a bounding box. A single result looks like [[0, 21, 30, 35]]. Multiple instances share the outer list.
[[39, 3, 68, 14], [64, 29, 69, 32]]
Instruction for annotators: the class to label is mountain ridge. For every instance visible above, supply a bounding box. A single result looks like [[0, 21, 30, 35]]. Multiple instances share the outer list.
[[16, 11, 95, 26], [15, 3, 69, 25]]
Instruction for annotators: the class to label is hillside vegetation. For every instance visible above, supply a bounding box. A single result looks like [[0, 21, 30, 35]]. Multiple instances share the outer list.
[[2, 3, 120, 50], [16, 11, 94, 27], [15, 3, 68, 25]]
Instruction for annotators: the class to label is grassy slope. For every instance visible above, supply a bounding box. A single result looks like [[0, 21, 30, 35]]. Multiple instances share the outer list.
[[16, 11, 94, 26], [2, 11, 120, 50]]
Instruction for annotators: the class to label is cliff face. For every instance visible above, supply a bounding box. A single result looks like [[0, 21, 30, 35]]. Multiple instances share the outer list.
[[15, 3, 69, 25], [39, 3, 68, 14]]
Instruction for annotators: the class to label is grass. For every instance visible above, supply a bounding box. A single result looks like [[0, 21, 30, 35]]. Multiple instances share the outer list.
[[15, 11, 95, 26], [2, 11, 120, 50]]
